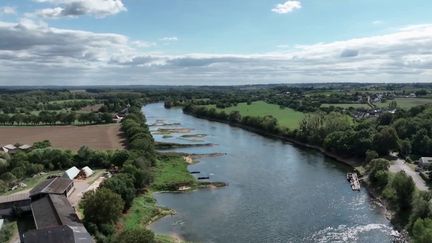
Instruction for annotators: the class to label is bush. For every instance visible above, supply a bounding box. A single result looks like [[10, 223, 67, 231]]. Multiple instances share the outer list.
[[81, 188, 124, 227], [114, 228, 155, 243]]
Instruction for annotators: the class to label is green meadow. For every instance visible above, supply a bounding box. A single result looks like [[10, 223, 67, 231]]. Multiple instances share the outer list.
[[206, 101, 305, 129]]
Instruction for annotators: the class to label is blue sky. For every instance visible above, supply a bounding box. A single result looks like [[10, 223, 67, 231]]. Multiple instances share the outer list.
[[0, 0, 432, 85]]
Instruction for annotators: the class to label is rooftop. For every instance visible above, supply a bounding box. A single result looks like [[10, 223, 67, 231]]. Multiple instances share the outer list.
[[420, 157, 432, 164], [0, 192, 30, 204], [23, 225, 92, 243], [30, 177, 73, 197], [63, 166, 80, 180], [31, 194, 82, 229]]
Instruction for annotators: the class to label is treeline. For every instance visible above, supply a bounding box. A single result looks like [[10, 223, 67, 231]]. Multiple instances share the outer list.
[[0, 142, 130, 193], [183, 105, 280, 133], [0, 90, 96, 114], [184, 103, 432, 240], [80, 104, 158, 243], [0, 111, 113, 126], [185, 104, 432, 160]]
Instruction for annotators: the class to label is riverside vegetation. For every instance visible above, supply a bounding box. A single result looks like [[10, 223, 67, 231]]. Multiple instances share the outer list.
[[180, 99, 432, 242]]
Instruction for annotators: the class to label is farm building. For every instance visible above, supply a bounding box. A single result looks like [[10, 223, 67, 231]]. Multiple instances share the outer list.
[[0, 177, 91, 243], [0, 177, 75, 217], [1, 144, 32, 153], [2, 144, 17, 153], [19, 144, 32, 150], [30, 177, 75, 199], [79, 166, 94, 178], [419, 157, 432, 169], [63, 166, 80, 180], [0, 193, 31, 217]]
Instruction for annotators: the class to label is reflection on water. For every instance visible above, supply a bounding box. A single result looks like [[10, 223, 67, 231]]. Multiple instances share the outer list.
[[145, 103, 395, 243]]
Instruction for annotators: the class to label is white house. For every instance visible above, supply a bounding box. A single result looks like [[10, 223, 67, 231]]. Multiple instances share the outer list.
[[419, 157, 432, 169], [2, 144, 17, 153], [62, 166, 80, 180], [80, 166, 94, 178]]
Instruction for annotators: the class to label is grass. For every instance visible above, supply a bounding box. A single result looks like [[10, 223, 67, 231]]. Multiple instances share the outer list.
[[48, 99, 95, 104], [86, 169, 105, 185], [120, 154, 192, 242], [1, 170, 62, 196], [121, 193, 171, 230], [378, 98, 432, 109], [0, 221, 17, 243], [206, 101, 305, 129], [151, 156, 196, 191]]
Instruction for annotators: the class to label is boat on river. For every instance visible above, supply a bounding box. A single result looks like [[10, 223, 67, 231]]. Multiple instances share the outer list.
[[347, 173, 361, 191]]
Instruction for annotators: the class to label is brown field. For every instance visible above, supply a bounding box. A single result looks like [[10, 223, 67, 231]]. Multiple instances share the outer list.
[[0, 124, 125, 151]]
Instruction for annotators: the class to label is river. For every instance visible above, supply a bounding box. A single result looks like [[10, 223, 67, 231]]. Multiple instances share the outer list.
[[144, 103, 396, 243]]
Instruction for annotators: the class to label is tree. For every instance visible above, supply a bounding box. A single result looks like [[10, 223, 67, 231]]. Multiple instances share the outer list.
[[80, 188, 124, 226], [399, 139, 412, 157], [391, 171, 415, 210], [228, 111, 241, 123], [122, 164, 152, 189], [102, 174, 136, 209], [377, 113, 394, 126], [110, 150, 130, 167], [368, 159, 390, 190], [365, 150, 379, 163], [0, 172, 16, 183], [388, 101, 398, 110], [412, 218, 432, 243], [114, 228, 155, 243], [372, 126, 400, 156]]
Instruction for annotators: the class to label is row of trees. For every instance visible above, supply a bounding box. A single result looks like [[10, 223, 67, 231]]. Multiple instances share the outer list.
[[0, 90, 96, 114], [183, 105, 280, 134], [0, 111, 113, 126], [80, 104, 157, 243]]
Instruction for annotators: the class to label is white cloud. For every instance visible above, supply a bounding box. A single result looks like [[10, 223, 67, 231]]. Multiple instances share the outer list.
[[272, 1, 301, 14], [1, 20, 432, 85], [160, 36, 179, 42], [33, 0, 126, 18], [0, 6, 16, 15]]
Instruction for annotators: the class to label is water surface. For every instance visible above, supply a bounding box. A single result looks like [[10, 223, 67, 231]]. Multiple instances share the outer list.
[[145, 103, 395, 243]]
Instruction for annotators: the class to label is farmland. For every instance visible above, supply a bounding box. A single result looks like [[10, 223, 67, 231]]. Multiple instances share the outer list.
[[321, 97, 432, 109], [382, 97, 432, 109], [206, 101, 305, 129], [0, 124, 124, 151]]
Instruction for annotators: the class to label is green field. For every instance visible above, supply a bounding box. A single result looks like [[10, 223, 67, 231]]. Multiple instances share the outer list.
[[379, 98, 432, 109], [321, 98, 432, 110], [48, 99, 95, 104], [206, 101, 305, 129]]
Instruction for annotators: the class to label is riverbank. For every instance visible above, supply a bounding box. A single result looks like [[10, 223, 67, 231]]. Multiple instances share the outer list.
[[182, 110, 410, 241], [121, 152, 227, 242], [183, 111, 364, 171]]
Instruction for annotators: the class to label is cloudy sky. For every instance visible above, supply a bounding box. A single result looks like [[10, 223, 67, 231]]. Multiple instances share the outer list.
[[0, 0, 432, 85]]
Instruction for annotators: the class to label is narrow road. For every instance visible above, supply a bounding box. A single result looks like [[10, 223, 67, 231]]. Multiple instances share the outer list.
[[389, 158, 428, 191]]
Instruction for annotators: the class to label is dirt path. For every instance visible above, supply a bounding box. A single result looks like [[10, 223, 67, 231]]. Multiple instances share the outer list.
[[389, 158, 428, 191]]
